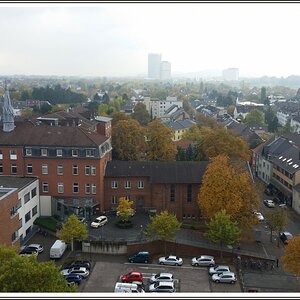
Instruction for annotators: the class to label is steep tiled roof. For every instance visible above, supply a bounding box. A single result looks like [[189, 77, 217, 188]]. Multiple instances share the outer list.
[[105, 161, 209, 184], [0, 121, 108, 147], [165, 119, 196, 130]]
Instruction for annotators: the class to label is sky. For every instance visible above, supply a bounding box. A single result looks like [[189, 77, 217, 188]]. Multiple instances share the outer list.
[[0, 2, 300, 78]]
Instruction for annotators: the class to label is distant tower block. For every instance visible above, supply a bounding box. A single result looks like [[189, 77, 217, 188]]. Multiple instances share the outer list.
[[148, 53, 161, 79], [160, 61, 171, 80], [222, 68, 239, 81], [2, 84, 15, 132]]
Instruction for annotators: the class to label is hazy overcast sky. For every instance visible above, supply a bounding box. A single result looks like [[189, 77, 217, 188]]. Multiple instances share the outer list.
[[1, 2, 300, 78]]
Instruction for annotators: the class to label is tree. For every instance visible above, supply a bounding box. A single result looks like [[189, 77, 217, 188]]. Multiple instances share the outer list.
[[145, 210, 181, 256], [198, 155, 259, 229], [111, 111, 131, 126], [112, 119, 146, 160], [116, 197, 135, 223], [265, 107, 279, 132], [243, 109, 265, 126], [88, 101, 99, 118], [132, 102, 151, 126], [203, 129, 250, 161], [0, 246, 75, 292], [57, 214, 88, 251], [205, 210, 241, 258], [145, 120, 177, 161], [280, 236, 300, 276], [265, 207, 288, 246], [261, 86, 267, 104], [102, 92, 110, 104]]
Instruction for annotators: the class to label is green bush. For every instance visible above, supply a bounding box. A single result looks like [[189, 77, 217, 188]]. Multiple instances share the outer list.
[[181, 221, 207, 231], [33, 216, 59, 232]]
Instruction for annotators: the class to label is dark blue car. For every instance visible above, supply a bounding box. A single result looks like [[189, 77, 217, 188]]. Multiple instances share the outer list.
[[65, 274, 82, 285]]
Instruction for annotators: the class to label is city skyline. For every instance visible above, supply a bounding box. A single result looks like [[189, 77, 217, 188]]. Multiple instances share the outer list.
[[1, 3, 300, 78]]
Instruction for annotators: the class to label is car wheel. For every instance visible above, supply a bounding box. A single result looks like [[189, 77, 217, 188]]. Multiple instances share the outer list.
[[130, 260, 133, 263], [209, 264, 214, 267], [159, 262, 164, 265], [231, 281, 235, 284], [145, 260, 148, 264], [194, 263, 199, 267], [175, 263, 178, 266], [215, 280, 220, 283]]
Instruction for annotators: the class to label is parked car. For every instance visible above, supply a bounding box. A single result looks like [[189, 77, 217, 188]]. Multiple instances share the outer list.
[[61, 266, 90, 279], [121, 271, 143, 283], [65, 274, 82, 285], [148, 281, 176, 293], [158, 255, 183, 266], [211, 272, 237, 284], [191, 255, 215, 267], [209, 265, 230, 276], [90, 216, 108, 228], [149, 273, 174, 284], [128, 251, 150, 263], [19, 248, 38, 257], [253, 211, 265, 222], [264, 188, 273, 196], [114, 282, 145, 293], [25, 244, 44, 253], [263, 199, 275, 208], [71, 260, 91, 270], [280, 232, 293, 245]]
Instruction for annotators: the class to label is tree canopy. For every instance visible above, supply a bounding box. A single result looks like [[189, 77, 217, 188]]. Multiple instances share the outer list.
[[205, 209, 241, 258], [198, 155, 259, 229], [145, 210, 181, 255], [57, 214, 88, 251], [145, 120, 178, 161], [243, 109, 265, 126], [280, 236, 300, 276], [112, 119, 146, 160], [0, 246, 75, 292], [132, 102, 151, 126], [116, 197, 135, 222]]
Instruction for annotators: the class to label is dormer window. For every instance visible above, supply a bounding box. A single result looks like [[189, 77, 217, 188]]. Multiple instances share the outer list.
[[72, 149, 79, 157], [56, 149, 63, 157], [26, 148, 32, 156], [86, 149, 95, 157], [41, 148, 48, 157]]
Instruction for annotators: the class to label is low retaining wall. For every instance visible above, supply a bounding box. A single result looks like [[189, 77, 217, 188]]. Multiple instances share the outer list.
[[82, 240, 127, 254]]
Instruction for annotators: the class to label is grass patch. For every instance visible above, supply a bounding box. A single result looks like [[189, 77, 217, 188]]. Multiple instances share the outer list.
[[181, 220, 207, 231], [115, 220, 133, 229], [34, 216, 59, 232]]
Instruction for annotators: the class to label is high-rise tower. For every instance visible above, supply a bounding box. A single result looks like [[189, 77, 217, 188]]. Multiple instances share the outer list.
[[148, 53, 161, 79]]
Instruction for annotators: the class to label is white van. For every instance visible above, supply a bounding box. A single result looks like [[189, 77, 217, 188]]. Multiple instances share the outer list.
[[50, 240, 67, 259], [114, 282, 145, 293]]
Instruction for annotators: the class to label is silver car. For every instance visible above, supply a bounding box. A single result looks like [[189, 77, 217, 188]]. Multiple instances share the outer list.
[[191, 255, 215, 267], [211, 272, 236, 284], [149, 273, 174, 284], [149, 281, 176, 293], [61, 266, 90, 278], [25, 244, 44, 253], [209, 265, 230, 276], [158, 255, 183, 266]]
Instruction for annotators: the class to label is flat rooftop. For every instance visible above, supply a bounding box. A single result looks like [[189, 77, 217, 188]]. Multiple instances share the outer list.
[[0, 176, 38, 190]]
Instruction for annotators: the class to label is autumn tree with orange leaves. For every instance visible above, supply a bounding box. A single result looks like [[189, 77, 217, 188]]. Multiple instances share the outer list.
[[198, 155, 259, 229], [280, 236, 300, 276]]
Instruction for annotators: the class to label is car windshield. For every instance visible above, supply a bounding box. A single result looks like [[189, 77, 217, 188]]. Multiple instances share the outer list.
[[154, 274, 160, 278], [153, 282, 159, 288]]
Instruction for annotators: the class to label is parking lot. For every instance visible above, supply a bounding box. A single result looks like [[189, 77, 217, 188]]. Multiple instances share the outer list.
[[79, 259, 242, 293]]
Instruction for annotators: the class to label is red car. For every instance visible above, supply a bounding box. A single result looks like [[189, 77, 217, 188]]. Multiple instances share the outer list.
[[121, 271, 143, 283]]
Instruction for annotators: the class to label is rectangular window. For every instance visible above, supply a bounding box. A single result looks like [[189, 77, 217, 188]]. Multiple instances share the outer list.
[[10, 206, 18, 217], [72, 149, 79, 157], [85, 166, 90, 175], [26, 148, 32, 156], [41, 164, 48, 175], [10, 149, 17, 160], [187, 184, 192, 202], [92, 184, 96, 194], [11, 231, 18, 242], [86, 149, 95, 157], [125, 195, 131, 201], [137, 181, 144, 189], [85, 183, 91, 194], [58, 182, 64, 193], [57, 164, 63, 175], [31, 187, 37, 198], [0, 150, 2, 159], [25, 211, 31, 223], [111, 181, 118, 189], [27, 164, 33, 174], [42, 182, 48, 193], [91, 166, 96, 176], [125, 181, 131, 189], [11, 164, 17, 174], [0, 164, 3, 174], [112, 195, 118, 204], [32, 205, 38, 217], [72, 165, 78, 175], [24, 192, 30, 204], [56, 149, 63, 157], [73, 183, 79, 193], [170, 184, 175, 202], [41, 148, 48, 156]]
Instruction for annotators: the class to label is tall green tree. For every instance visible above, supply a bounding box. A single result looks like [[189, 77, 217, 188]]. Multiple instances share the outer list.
[[261, 86, 267, 104], [205, 209, 241, 258], [132, 102, 151, 126], [57, 214, 88, 251], [145, 210, 181, 256], [145, 120, 177, 161], [112, 119, 146, 160], [0, 246, 75, 292], [243, 109, 265, 126], [116, 197, 135, 222]]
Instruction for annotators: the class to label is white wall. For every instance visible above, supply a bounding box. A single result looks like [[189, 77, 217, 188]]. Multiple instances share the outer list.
[[292, 189, 300, 215], [40, 195, 52, 216]]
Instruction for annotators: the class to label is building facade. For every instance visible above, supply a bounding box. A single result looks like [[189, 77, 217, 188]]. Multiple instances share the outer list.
[[148, 53, 161, 79]]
